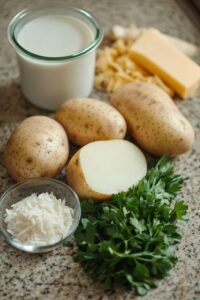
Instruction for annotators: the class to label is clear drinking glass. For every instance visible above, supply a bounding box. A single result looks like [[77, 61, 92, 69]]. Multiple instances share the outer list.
[[8, 5, 104, 110]]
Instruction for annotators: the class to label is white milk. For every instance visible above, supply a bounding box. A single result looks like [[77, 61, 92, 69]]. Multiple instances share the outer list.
[[17, 15, 93, 57], [8, 7, 103, 110]]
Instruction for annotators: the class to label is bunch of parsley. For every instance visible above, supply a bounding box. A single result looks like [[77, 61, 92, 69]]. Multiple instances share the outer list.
[[73, 157, 188, 296]]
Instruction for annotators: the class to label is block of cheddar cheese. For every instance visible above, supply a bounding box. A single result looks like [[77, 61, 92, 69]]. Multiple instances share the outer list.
[[131, 29, 200, 99]]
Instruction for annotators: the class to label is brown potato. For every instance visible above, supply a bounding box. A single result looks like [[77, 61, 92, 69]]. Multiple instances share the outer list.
[[111, 82, 194, 156], [5, 116, 69, 182], [55, 98, 127, 146]]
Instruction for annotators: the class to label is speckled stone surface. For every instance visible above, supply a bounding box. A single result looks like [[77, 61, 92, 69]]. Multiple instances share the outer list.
[[0, 0, 200, 299]]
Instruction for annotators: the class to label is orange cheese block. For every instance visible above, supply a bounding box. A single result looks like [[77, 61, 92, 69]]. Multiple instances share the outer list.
[[131, 29, 200, 99]]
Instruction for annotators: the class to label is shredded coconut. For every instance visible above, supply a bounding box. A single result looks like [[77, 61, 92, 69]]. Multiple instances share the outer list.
[[4, 192, 74, 246]]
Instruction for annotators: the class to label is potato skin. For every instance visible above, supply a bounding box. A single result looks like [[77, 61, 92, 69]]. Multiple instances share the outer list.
[[111, 82, 194, 156], [66, 150, 111, 200], [55, 98, 127, 146], [5, 116, 69, 182]]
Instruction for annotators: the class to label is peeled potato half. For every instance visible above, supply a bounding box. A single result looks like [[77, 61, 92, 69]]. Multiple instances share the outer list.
[[66, 140, 147, 200]]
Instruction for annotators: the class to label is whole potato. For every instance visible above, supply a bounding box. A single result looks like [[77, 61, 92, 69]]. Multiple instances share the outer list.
[[5, 116, 69, 182], [55, 98, 127, 146], [111, 82, 194, 156]]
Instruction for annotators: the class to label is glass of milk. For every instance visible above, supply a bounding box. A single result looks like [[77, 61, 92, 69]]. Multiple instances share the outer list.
[[8, 5, 104, 110]]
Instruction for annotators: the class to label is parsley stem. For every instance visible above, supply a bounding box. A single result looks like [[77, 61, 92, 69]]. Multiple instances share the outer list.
[[111, 249, 163, 261]]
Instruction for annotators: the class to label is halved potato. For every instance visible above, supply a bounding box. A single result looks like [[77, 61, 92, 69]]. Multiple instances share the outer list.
[[66, 140, 147, 200]]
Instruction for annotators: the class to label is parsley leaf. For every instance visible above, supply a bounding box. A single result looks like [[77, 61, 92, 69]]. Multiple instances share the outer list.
[[72, 156, 188, 295]]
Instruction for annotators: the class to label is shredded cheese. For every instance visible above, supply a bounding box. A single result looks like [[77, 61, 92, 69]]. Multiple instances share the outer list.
[[95, 37, 175, 97], [4, 193, 74, 246]]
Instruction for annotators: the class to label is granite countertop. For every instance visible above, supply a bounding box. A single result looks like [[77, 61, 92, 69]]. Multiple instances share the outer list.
[[0, 0, 200, 299]]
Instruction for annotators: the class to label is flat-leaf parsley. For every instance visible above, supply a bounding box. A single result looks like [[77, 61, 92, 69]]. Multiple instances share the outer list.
[[73, 157, 188, 295]]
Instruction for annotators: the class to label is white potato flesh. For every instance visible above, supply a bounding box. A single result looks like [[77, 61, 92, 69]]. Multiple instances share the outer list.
[[80, 140, 147, 195]]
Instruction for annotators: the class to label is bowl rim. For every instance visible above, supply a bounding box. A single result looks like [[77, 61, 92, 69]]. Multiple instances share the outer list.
[[0, 178, 81, 253]]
